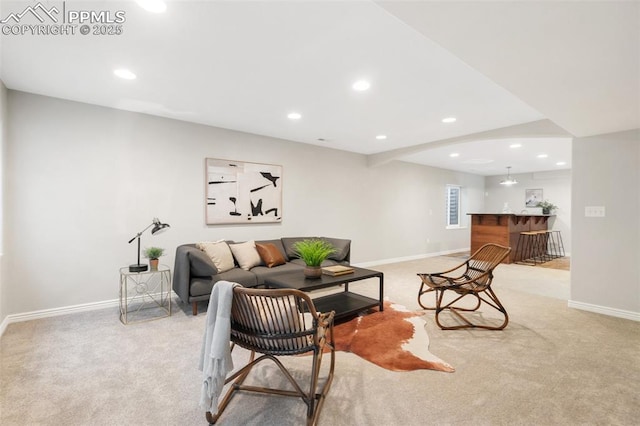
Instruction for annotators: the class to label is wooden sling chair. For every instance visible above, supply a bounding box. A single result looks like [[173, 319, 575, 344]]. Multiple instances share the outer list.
[[417, 243, 512, 330], [206, 287, 335, 426]]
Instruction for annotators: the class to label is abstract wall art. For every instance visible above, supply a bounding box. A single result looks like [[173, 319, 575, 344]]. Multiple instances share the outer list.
[[205, 158, 283, 224]]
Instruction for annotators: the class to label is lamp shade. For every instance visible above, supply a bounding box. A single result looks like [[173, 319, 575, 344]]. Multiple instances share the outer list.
[[151, 221, 170, 235]]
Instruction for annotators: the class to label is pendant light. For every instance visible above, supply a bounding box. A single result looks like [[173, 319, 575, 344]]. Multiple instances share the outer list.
[[500, 166, 518, 186]]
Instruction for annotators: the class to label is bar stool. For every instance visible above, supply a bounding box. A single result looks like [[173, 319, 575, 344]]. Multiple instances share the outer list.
[[516, 231, 538, 265], [546, 230, 565, 258], [541, 230, 557, 259], [516, 231, 550, 265], [555, 230, 565, 257], [538, 231, 553, 262]]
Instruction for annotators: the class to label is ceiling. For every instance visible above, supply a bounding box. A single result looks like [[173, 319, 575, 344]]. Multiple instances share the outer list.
[[1, 0, 638, 176]]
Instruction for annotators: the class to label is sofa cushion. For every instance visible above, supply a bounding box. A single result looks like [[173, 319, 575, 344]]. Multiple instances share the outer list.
[[281, 237, 317, 259], [251, 262, 305, 285], [255, 243, 286, 268], [189, 277, 216, 298], [215, 268, 258, 287], [229, 240, 262, 271], [196, 241, 235, 273], [189, 269, 257, 297], [321, 237, 351, 262], [187, 249, 218, 276]]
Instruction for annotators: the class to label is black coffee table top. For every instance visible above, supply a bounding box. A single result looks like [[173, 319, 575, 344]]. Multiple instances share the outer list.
[[264, 266, 384, 319], [264, 266, 383, 292]]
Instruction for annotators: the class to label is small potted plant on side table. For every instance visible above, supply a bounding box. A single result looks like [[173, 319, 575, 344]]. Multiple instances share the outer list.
[[536, 200, 558, 215], [143, 247, 165, 271], [293, 239, 336, 279]]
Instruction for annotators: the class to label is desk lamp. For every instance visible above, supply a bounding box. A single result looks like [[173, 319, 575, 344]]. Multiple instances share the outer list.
[[128, 217, 170, 272]]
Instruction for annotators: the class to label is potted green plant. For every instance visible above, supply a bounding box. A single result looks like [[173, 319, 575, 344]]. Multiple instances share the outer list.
[[293, 239, 337, 279], [536, 200, 558, 215], [143, 247, 165, 271]]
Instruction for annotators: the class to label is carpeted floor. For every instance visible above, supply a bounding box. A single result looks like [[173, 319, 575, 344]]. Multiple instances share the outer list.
[[445, 251, 570, 271], [1, 256, 638, 425], [537, 256, 570, 270]]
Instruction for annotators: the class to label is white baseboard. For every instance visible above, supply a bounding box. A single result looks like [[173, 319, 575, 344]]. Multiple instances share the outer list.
[[0, 316, 9, 339], [354, 247, 470, 269], [0, 298, 120, 339], [0, 292, 181, 339], [568, 300, 640, 322]]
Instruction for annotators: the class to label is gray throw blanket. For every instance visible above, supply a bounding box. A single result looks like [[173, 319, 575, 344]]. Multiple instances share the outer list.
[[199, 280, 241, 413]]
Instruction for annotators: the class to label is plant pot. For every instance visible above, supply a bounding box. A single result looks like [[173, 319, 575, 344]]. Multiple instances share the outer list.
[[149, 259, 159, 271], [543, 208, 551, 215], [303, 265, 322, 279]]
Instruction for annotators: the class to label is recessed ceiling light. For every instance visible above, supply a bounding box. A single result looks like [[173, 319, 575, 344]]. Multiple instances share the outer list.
[[136, 0, 167, 13], [352, 80, 371, 91], [114, 68, 136, 80], [510, 143, 522, 148], [287, 112, 301, 120], [442, 117, 457, 123], [375, 135, 387, 140], [556, 161, 567, 166], [537, 154, 548, 158], [449, 153, 460, 158]]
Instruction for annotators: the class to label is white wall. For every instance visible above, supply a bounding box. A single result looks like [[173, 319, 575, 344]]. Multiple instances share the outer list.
[[484, 170, 572, 253], [0, 81, 7, 328], [571, 130, 640, 316], [5, 91, 484, 315]]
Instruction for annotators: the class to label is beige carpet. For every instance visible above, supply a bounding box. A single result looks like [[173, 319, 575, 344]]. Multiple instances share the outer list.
[[1, 256, 638, 425], [513, 256, 570, 271], [537, 256, 570, 271], [446, 251, 571, 272]]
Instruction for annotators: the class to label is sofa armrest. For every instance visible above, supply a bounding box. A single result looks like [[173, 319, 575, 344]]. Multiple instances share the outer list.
[[173, 244, 199, 303], [188, 249, 218, 276], [321, 237, 351, 263]]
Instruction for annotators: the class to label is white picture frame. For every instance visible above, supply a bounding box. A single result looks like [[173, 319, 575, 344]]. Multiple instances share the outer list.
[[205, 158, 282, 224], [525, 188, 543, 207]]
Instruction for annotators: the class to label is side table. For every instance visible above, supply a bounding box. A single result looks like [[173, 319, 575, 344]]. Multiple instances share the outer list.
[[119, 265, 172, 324]]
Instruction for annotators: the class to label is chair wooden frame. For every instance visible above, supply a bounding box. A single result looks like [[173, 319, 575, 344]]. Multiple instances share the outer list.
[[206, 287, 335, 426], [417, 243, 512, 330]]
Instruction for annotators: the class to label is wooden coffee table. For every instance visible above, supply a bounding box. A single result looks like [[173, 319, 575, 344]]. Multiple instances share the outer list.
[[264, 266, 383, 319]]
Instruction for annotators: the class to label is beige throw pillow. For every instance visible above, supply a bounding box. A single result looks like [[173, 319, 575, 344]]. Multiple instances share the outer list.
[[249, 296, 309, 349], [229, 240, 262, 271], [196, 241, 235, 273]]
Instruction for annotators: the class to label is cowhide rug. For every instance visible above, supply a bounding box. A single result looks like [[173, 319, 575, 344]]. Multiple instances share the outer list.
[[331, 301, 455, 373]]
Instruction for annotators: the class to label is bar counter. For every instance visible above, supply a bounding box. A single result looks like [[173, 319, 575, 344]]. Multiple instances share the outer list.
[[467, 213, 553, 263]]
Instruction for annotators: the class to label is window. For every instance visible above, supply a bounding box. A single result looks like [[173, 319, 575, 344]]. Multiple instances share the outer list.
[[446, 185, 461, 228]]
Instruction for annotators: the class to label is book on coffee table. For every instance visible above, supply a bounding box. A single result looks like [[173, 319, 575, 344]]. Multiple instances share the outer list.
[[322, 265, 355, 276]]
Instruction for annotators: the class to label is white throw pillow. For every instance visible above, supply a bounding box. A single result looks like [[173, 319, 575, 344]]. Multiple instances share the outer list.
[[196, 241, 235, 273], [229, 240, 262, 271]]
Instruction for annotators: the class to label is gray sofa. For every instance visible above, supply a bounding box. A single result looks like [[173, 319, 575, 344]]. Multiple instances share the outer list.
[[173, 237, 351, 315]]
